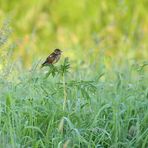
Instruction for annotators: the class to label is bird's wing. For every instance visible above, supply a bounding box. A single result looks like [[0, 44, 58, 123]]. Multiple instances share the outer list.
[[47, 52, 55, 63], [48, 52, 55, 58], [42, 53, 54, 66]]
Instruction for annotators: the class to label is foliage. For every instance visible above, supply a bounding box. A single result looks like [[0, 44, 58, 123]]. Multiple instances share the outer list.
[[0, 1, 148, 147], [0, 51, 148, 147], [45, 57, 70, 77]]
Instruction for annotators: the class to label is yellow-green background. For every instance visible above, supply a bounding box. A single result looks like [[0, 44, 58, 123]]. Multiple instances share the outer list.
[[0, 0, 148, 67]]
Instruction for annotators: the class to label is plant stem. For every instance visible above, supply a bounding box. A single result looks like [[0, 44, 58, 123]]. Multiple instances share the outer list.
[[63, 73, 67, 111]]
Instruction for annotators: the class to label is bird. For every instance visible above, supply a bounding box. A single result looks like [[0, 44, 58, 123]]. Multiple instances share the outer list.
[[41, 48, 62, 68]]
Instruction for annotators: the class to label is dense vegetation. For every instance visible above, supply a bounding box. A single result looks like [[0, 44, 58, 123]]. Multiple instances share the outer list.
[[0, 0, 148, 147]]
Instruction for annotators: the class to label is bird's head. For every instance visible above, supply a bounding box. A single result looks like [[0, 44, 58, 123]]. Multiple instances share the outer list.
[[54, 49, 62, 54]]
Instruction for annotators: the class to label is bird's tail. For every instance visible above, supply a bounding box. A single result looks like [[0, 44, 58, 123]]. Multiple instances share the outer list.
[[40, 62, 46, 68]]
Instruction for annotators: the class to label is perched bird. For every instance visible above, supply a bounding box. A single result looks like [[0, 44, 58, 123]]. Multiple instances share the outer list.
[[41, 49, 62, 68]]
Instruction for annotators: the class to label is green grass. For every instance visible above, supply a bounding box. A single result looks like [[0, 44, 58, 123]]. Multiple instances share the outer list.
[[0, 2, 148, 146], [0, 57, 148, 147]]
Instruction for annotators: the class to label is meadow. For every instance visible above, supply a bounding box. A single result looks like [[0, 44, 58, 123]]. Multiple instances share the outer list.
[[0, 0, 148, 147]]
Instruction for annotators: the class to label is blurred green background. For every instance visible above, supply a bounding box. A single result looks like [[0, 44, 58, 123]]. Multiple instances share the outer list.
[[0, 0, 148, 68]]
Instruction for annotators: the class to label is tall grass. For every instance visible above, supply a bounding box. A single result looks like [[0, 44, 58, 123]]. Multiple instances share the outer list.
[[0, 13, 148, 148], [0, 53, 148, 147]]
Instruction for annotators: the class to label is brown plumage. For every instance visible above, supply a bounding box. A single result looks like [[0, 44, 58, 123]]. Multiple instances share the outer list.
[[41, 49, 62, 68]]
